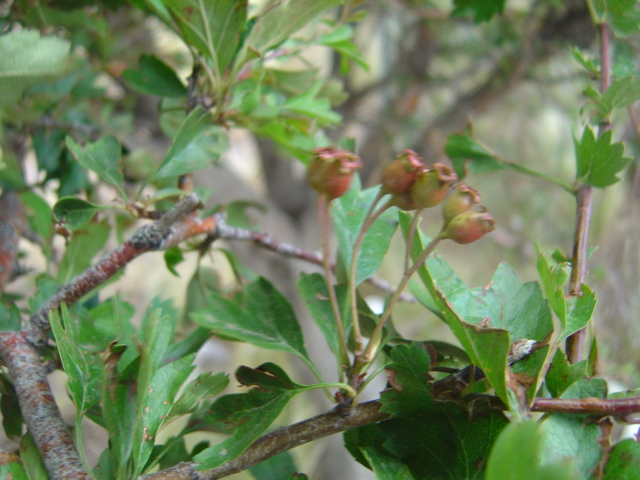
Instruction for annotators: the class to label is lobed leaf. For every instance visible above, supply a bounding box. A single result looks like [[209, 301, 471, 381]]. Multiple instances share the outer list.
[[574, 127, 632, 188]]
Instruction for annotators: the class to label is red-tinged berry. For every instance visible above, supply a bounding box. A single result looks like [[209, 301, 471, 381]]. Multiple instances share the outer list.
[[442, 184, 482, 223], [307, 147, 362, 200], [381, 149, 425, 195], [410, 163, 457, 209], [440, 210, 495, 244]]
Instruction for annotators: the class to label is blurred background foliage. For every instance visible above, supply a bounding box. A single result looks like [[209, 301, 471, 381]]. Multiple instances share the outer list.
[[1, 0, 639, 477]]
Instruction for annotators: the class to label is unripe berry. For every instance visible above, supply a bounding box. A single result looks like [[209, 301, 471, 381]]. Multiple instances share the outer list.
[[442, 184, 481, 223], [307, 147, 362, 200], [410, 163, 457, 209], [440, 210, 495, 244], [388, 191, 417, 211], [381, 150, 425, 195]]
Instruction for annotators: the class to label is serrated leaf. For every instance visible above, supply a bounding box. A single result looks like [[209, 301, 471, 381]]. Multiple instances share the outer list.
[[333, 181, 398, 285], [193, 364, 315, 470], [154, 108, 227, 179], [545, 349, 587, 398], [596, 77, 640, 116], [66, 136, 127, 199], [0, 30, 72, 107], [451, 0, 506, 22], [486, 420, 575, 480], [122, 54, 187, 97], [594, 0, 640, 37], [564, 284, 596, 338], [574, 127, 632, 188], [400, 214, 511, 405], [603, 439, 640, 479], [380, 344, 508, 480], [52, 197, 107, 231], [51, 306, 102, 415], [191, 277, 311, 365], [132, 353, 196, 477], [163, 0, 247, 76]]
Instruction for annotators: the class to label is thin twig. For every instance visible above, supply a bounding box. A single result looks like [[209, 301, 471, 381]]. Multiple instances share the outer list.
[[566, 21, 611, 363], [0, 332, 89, 479], [138, 401, 388, 480], [25, 194, 203, 347]]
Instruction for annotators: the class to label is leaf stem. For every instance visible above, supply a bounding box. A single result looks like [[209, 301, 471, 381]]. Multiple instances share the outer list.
[[317, 196, 350, 373], [347, 190, 387, 357], [362, 235, 442, 364]]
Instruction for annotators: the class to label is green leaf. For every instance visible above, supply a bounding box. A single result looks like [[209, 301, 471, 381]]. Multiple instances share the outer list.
[[333, 181, 398, 285], [316, 25, 368, 72], [571, 48, 599, 76], [545, 349, 587, 398], [486, 420, 575, 480], [122, 54, 187, 97], [540, 413, 601, 479], [380, 345, 508, 480], [163, 0, 247, 76], [564, 284, 596, 338], [0, 457, 28, 480], [596, 77, 640, 116], [193, 363, 315, 470], [362, 447, 414, 480], [132, 353, 196, 476], [603, 439, 640, 479], [574, 127, 632, 188], [445, 132, 505, 179], [57, 220, 110, 284], [249, 451, 300, 480], [50, 306, 102, 416], [226, 200, 267, 230], [0, 301, 21, 331], [400, 214, 511, 405], [165, 371, 229, 423], [296, 272, 348, 360], [241, 0, 342, 60], [66, 136, 127, 200], [52, 197, 107, 231], [0, 30, 72, 107], [282, 80, 341, 125], [593, 0, 640, 37], [164, 246, 185, 277], [101, 343, 137, 471], [154, 108, 227, 179], [19, 190, 52, 243], [20, 433, 50, 480], [451, 0, 506, 23], [191, 277, 312, 365]]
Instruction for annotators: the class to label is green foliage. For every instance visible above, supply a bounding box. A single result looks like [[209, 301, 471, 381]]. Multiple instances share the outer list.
[[2, 1, 640, 479]]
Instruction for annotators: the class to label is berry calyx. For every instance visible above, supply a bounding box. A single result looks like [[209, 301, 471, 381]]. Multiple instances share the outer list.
[[381, 150, 425, 195], [410, 163, 457, 209], [307, 147, 362, 200], [442, 184, 482, 223]]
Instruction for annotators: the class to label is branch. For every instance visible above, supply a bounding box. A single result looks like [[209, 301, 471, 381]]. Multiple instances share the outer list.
[[212, 214, 416, 302], [139, 401, 387, 480], [0, 332, 89, 479], [25, 194, 204, 347], [566, 21, 612, 363]]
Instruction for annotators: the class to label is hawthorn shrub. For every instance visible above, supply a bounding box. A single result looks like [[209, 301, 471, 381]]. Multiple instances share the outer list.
[[0, 1, 639, 479]]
